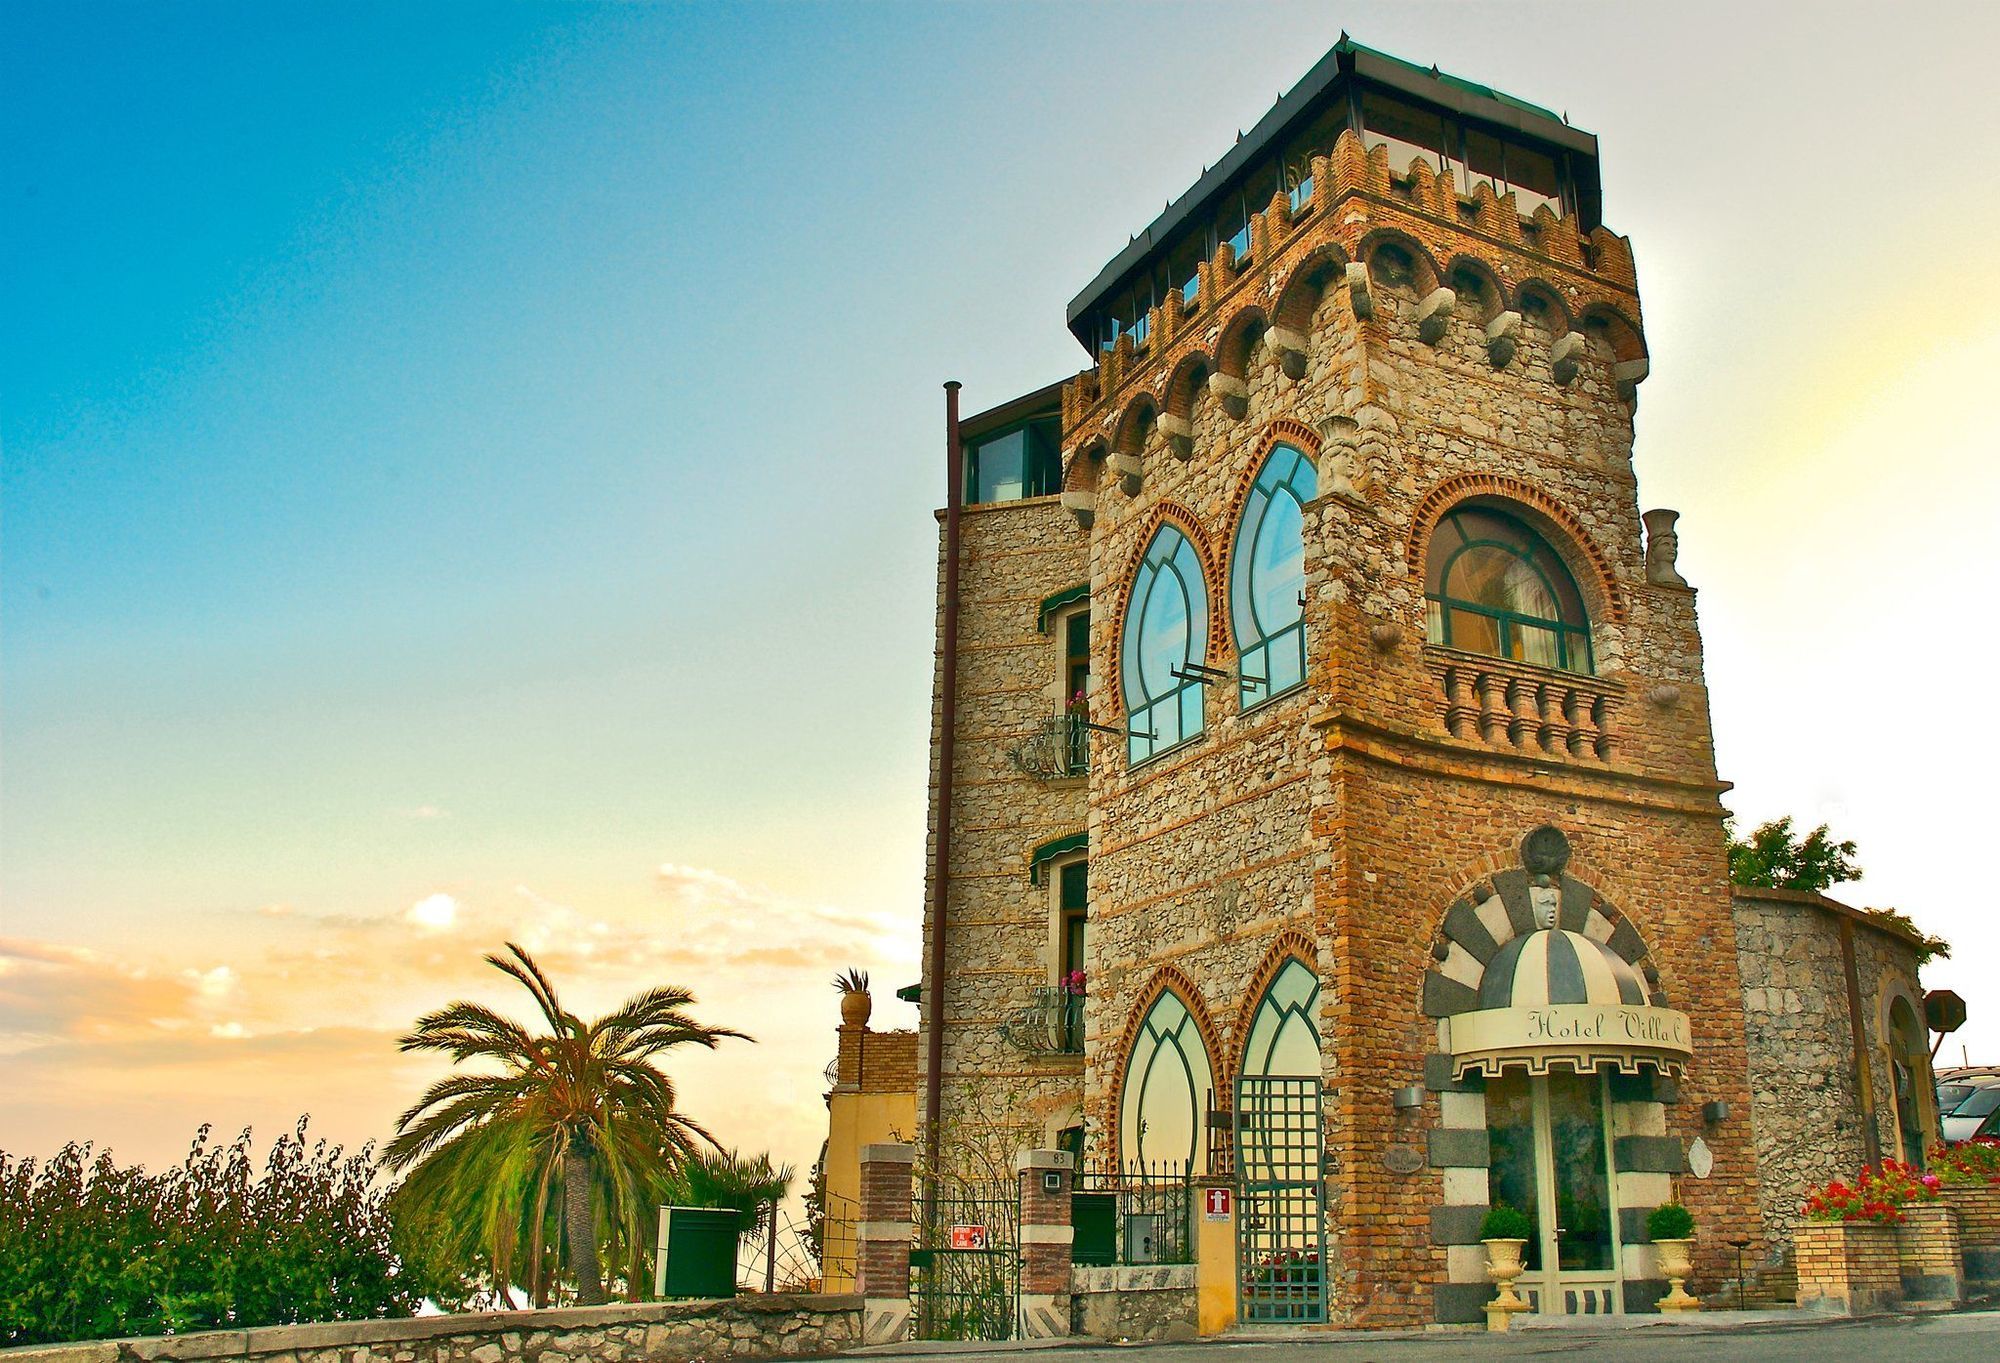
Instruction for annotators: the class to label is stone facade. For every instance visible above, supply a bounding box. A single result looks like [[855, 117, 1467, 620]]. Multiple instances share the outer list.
[[917, 42, 1936, 1332], [1, 1300, 862, 1363], [1069, 1266, 1198, 1341], [1732, 888, 1938, 1252]]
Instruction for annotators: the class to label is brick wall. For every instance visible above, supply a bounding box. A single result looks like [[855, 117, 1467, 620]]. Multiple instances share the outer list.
[[1795, 1220, 1901, 1314]]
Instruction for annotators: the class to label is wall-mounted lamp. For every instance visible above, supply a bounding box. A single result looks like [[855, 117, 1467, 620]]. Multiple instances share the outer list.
[[1702, 1100, 1730, 1126], [1392, 1084, 1426, 1112]]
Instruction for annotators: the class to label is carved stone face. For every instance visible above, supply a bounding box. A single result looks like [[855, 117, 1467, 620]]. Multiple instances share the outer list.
[[1530, 884, 1560, 931]]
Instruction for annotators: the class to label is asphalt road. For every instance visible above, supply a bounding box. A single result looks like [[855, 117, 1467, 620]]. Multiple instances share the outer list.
[[870, 1311, 2000, 1362]]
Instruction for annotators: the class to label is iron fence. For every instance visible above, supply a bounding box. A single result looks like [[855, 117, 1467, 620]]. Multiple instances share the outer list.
[[1072, 1163, 1195, 1266], [910, 1180, 1019, 1340]]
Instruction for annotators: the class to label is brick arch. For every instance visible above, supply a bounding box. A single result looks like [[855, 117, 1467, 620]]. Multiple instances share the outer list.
[[1511, 276, 1575, 335], [1214, 304, 1270, 380], [1162, 351, 1213, 422], [1111, 390, 1161, 456], [1217, 420, 1322, 646], [1407, 472, 1629, 626], [1578, 301, 1648, 364], [1356, 226, 1442, 297], [1271, 241, 1351, 334], [1102, 501, 1223, 714], [1063, 438, 1106, 494], [1444, 253, 1506, 326], [1231, 929, 1323, 1061], [1108, 964, 1228, 1166]]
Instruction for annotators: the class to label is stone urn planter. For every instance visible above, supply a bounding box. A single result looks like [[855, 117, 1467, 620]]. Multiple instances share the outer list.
[[1795, 1221, 1901, 1315], [1894, 1201, 1962, 1303], [1942, 1182, 2000, 1287], [834, 969, 871, 1027], [1654, 1239, 1699, 1313], [1481, 1238, 1530, 1331]]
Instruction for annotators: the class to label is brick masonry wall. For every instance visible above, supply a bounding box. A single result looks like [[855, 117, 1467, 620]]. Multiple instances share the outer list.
[[1, 1300, 864, 1363], [1794, 1221, 1901, 1314]]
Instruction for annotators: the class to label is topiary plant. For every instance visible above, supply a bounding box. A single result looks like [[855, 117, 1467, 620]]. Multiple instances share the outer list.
[[1646, 1201, 1696, 1241], [1480, 1203, 1533, 1241]]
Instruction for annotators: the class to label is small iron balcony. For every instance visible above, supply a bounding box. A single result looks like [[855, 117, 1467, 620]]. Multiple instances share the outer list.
[[1009, 712, 1089, 781], [998, 987, 1084, 1056]]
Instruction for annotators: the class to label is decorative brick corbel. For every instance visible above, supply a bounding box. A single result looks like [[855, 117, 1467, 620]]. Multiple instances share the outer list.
[[1485, 311, 1522, 369], [1110, 453, 1143, 497], [1416, 287, 1457, 345], [1344, 261, 1374, 319], [1207, 372, 1249, 420], [1550, 332, 1586, 386], [1157, 413, 1194, 460], [1265, 325, 1309, 381]]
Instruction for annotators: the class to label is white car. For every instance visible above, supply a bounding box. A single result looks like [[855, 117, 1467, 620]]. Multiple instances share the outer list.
[[1942, 1081, 2000, 1144]]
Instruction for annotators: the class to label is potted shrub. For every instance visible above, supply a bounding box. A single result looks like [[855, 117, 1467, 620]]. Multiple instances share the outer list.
[[1478, 1203, 1534, 1331], [1645, 1201, 1699, 1313], [834, 968, 871, 1027]]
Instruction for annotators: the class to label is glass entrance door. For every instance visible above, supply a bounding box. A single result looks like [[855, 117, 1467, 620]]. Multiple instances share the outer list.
[[1484, 1069, 1623, 1314]]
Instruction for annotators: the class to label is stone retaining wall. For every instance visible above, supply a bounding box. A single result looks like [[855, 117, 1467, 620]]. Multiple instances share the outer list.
[[3, 1297, 863, 1363], [1069, 1265, 1197, 1341]]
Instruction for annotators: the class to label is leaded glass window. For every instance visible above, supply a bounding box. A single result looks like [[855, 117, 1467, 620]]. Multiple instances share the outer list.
[[1120, 990, 1214, 1171], [1231, 445, 1316, 708], [1423, 507, 1593, 673], [1122, 525, 1208, 764], [1241, 959, 1321, 1080]]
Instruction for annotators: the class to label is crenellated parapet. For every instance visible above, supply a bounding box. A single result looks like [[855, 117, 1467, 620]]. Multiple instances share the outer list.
[[1059, 129, 1645, 473]]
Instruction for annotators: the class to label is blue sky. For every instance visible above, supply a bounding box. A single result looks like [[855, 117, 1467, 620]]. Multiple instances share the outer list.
[[5, 1, 1999, 1175]]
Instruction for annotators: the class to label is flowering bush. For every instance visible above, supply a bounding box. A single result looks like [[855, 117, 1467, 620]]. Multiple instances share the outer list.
[[1062, 969, 1086, 996], [1246, 1247, 1320, 1285], [1801, 1160, 1940, 1224], [1931, 1136, 2000, 1186]]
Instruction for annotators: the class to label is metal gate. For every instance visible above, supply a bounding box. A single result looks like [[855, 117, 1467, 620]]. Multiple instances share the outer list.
[[909, 1181, 1019, 1340], [1236, 1076, 1327, 1323]]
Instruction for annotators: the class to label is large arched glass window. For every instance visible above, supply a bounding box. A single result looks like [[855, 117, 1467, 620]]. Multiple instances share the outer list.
[[1424, 507, 1593, 672], [1231, 444, 1316, 708], [1120, 989, 1214, 1171], [1240, 959, 1321, 1080], [1122, 525, 1208, 764]]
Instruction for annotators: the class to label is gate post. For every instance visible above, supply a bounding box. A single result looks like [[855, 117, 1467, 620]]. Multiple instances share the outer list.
[[1194, 1174, 1239, 1333], [856, 1142, 915, 1343], [1016, 1149, 1074, 1338]]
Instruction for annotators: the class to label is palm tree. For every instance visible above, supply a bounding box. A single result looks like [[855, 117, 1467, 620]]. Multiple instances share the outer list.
[[385, 943, 747, 1305]]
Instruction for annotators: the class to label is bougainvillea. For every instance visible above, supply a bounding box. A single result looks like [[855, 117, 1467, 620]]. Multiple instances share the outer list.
[[1931, 1136, 2000, 1186], [1801, 1159, 1941, 1224]]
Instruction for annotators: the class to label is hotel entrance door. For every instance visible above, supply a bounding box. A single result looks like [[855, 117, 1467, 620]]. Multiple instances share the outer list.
[[1486, 1069, 1623, 1315]]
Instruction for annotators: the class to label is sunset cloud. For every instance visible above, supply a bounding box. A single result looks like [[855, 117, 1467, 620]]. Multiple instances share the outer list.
[[403, 893, 459, 933]]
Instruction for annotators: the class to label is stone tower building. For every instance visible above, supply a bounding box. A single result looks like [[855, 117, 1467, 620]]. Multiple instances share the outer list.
[[913, 39, 1937, 1328]]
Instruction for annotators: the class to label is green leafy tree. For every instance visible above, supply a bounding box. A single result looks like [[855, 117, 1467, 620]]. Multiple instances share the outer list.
[[0, 1119, 443, 1346], [1726, 815, 1861, 894], [385, 943, 746, 1305]]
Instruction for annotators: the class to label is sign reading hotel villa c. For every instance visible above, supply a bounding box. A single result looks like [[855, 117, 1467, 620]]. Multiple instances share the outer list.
[[1446, 1004, 1693, 1070]]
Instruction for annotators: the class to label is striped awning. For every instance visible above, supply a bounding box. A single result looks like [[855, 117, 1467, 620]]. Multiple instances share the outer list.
[[1478, 929, 1648, 1009], [1448, 928, 1692, 1079]]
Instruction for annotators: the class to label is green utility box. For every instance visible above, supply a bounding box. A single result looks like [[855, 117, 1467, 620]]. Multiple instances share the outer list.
[[1071, 1191, 1117, 1266], [654, 1206, 742, 1299]]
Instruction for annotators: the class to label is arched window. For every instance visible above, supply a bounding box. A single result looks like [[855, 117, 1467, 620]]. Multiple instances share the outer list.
[[1120, 989, 1214, 1171], [1241, 958, 1321, 1080], [1424, 507, 1593, 672], [1231, 444, 1316, 708], [1122, 525, 1208, 763]]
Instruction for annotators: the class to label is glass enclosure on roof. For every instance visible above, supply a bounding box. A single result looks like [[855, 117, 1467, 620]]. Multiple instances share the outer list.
[[964, 416, 1061, 504], [1073, 65, 1591, 355]]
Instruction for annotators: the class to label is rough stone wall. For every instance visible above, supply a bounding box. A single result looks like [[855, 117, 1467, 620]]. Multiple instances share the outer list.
[[1733, 889, 1932, 1252], [919, 497, 1088, 1182], [3, 1299, 863, 1363], [1069, 1267, 1198, 1341]]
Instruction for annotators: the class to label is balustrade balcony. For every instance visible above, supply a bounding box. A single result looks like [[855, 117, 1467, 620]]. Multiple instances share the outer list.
[[1426, 648, 1621, 762], [998, 987, 1084, 1056], [1009, 712, 1089, 780]]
